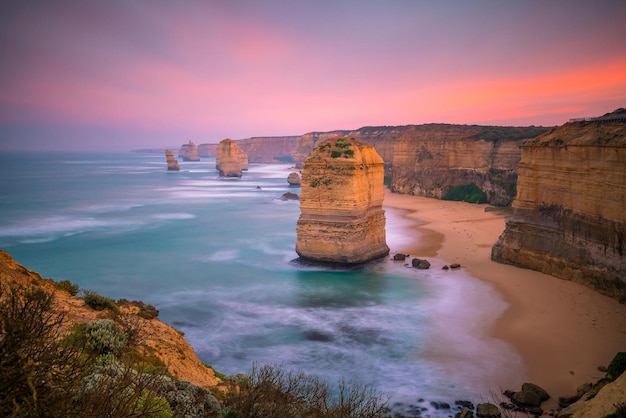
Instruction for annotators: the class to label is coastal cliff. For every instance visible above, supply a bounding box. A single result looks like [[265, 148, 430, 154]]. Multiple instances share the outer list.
[[492, 111, 626, 301], [389, 124, 547, 206], [178, 140, 200, 161], [290, 125, 547, 206], [215, 138, 248, 177], [198, 143, 218, 157], [296, 137, 389, 264], [237, 136, 300, 163]]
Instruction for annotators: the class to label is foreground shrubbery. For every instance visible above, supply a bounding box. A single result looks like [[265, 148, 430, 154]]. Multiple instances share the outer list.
[[221, 364, 389, 418], [1, 282, 389, 417]]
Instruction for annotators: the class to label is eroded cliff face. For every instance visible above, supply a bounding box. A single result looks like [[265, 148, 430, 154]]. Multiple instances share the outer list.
[[165, 149, 180, 171], [178, 140, 200, 161], [197, 143, 218, 157], [237, 136, 301, 163], [215, 138, 248, 177], [296, 137, 389, 264], [389, 124, 546, 206], [492, 118, 626, 301]]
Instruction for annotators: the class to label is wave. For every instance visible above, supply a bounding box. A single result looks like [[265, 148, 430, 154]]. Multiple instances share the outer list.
[[151, 213, 196, 220]]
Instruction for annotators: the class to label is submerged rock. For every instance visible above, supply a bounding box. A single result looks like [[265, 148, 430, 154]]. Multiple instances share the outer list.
[[412, 258, 430, 269]]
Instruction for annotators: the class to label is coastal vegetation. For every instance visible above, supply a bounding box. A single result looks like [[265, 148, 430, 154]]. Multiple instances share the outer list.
[[442, 183, 488, 204]]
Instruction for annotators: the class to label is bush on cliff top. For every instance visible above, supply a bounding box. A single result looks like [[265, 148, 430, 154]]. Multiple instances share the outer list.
[[442, 183, 487, 204]]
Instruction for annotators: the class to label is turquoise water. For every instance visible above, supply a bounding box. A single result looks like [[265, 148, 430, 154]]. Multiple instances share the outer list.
[[0, 152, 522, 413]]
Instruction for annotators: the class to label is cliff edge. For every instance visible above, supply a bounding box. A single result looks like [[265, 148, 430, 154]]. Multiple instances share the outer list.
[[492, 110, 626, 302], [296, 137, 389, 264]]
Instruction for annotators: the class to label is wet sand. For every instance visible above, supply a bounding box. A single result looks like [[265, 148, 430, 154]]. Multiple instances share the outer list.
[[383, 190, 626, 406]]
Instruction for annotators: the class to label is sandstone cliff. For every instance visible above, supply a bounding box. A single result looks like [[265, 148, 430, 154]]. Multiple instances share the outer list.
[[178, 140, 200, 161], [492, 113, 626, 301], [215, 138, 248, 177], [198, 143, 218, 157], [237, 136, 301, 163], [0, 250, 220, 389], [296, 137, 389, 264], [290, 125, 546, 206], [165, 149, 180, 171], [388, 124, 547, 206]]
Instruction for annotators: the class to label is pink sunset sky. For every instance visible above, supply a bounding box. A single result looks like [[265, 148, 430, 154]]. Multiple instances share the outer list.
[[1, 0, 625, 151]]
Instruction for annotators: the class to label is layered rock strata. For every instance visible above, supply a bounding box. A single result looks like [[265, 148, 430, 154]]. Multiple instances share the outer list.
[[178, 140, 200, 161], [215, 138, 248, 177], [389, 124, 547, 206], [164, 149, 180, 171], [237, 136, 301, 163], [492, 114, 626, 301], [296, 137, 389, 264], [197, 143, 218, 157]]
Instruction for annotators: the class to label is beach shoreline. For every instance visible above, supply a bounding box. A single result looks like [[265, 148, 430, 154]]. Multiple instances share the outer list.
[[383, 189, 626, 407]]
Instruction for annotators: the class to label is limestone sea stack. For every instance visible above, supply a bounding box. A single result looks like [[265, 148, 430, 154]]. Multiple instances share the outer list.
[[178, 140, 200, 161], [492, 109, 626, 302], [165, 149, 180, 171], [215, 138, 249, 177], [296, 137, 389, 264]]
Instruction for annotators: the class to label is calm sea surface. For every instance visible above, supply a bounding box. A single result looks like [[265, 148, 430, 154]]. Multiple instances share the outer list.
[[0, 152, 523, 414]]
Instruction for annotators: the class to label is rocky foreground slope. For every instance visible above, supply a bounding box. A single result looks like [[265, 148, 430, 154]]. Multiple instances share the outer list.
[[492, 111, 626, 302]]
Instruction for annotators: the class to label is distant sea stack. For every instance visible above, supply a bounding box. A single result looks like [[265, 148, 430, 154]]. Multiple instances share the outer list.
[[178, 140, 200, 161], [492, 109, 626, 302], [296, 137, 389, 264], [165, 149, 180, 171], [215, 138, 249, 177]]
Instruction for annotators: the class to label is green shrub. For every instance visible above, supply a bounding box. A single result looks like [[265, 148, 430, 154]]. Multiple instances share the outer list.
[[56, 279, 80, 296], [83, 290, 119, 313], [118, 299, 159, 319], [343, 149, 355, 157], [442, 183, 487, 204], [81, 319, 128, 357], [331, 150, 342, 158]]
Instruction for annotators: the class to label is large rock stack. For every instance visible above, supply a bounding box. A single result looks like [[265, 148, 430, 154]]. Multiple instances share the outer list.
[[178, 140, 200, 161], [164, 149, 180, 171], [215, 138, 248, 177], [492, 110, 626, 301], [296, 137, 389, 264]]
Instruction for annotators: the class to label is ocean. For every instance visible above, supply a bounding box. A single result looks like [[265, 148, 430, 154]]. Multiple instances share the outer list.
[[0, 152, 523, 415]]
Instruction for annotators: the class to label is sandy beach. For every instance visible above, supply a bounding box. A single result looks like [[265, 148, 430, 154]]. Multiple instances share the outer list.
[[383, 190, 626, 407]]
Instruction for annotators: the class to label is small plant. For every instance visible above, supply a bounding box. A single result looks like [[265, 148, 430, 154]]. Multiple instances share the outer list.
[[56, 279, 80, 296], [310, 178, 320, 188], [81, 319, 128, 357], [331, 150, 342, 158], [343, 149, 355, 157], [83, 290, 119, 313]]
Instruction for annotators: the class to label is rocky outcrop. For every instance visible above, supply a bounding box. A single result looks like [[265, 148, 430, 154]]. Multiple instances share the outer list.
[[178, 140, 200, 161], [492, 112, 626, 301], [292, 131, 350, 169], [165, 149, 180, 171], [287, 172, 301, 186], [237, 136, 301, 163], [215, 138, 248, 177], [296, 137, 389, 264], [389, 124, 547, 206]]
